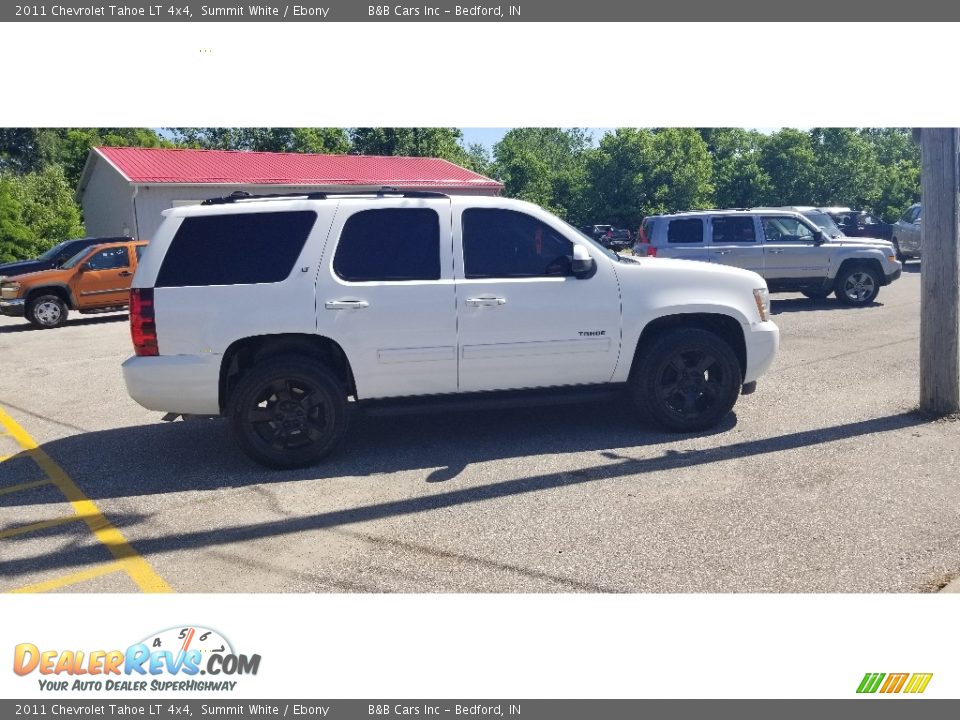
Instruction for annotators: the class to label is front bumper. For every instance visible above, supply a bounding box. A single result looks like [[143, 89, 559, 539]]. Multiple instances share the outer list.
[[122, 354, 223, 416], [884, 267, 902, 285], [0, 298, 25, 317], [743, 320, 780, 385]]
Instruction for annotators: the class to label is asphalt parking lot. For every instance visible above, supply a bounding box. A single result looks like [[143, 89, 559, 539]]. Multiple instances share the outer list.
[[1, 262, 958, 593]]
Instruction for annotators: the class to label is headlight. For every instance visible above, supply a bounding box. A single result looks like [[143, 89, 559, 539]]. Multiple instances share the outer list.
[[753, 287, 770, 322], [0, 282, 22, 299]]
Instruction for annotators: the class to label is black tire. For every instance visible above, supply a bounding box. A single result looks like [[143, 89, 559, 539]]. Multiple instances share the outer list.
[[631, 328, 741, 432], [834, 264, 881, 306], [801, 288, 832, 300], [26, 294, 68, 329], [228, 355, 349, 469], [892, 238, 905, 263]]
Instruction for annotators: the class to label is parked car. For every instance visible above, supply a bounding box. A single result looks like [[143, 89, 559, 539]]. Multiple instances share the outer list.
[[891, 203, 922, 261], [633, 209, 901, 305], [0, 236, 132, 280], [0, 239, 148, 328], [122, 191, 779, 468], [829, 210, 893, 242]]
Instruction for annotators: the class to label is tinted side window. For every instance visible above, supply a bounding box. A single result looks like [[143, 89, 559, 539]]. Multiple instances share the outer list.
[[156, 211, 316, 288], [463, 209, 574, 279], [712, 217, 756, 243], [667, 219, 704, 244], [334, 209, 440, 282], [86, 247, 130, 270]]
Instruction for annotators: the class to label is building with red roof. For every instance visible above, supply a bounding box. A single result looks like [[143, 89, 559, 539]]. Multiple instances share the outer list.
[[77, 146, 503, 239]]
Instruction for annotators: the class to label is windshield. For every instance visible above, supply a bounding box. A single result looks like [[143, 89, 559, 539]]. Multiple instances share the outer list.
[[36, 241, 70, 262], [61, 247, 92, 270], [563, 221, 620, 261], [803, 211, 844, 239]]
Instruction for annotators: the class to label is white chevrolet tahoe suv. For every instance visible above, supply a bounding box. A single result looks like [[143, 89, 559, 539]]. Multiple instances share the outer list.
[[123, 191, 779, 469]]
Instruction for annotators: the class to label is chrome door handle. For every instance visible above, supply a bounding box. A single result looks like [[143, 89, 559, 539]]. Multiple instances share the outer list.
[[466, 297, 506, 307], [715, 250, 732, 255], [118, 271, 133, 277], [768, 249, 785, 254], [325, 300, 369, 310]]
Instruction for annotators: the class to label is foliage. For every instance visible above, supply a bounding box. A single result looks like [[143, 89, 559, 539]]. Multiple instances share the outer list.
[[0, 167, 84, 263], [492, 128, 591, 220], [349, 128, 468, 161], [166, 128, 351, 155]]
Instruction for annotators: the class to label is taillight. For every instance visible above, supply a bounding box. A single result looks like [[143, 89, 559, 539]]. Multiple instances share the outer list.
[[636, 222, 656, 256], [130, 288, 158, 357]]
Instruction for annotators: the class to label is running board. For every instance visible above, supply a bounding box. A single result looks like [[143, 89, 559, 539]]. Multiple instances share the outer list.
[[360, 384, 628, 417]]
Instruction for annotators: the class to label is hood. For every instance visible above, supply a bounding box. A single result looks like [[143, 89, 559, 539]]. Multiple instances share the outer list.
[[618, 255, 765, 284], [0, 259, 50, 278], [826, 237, 895, 251]]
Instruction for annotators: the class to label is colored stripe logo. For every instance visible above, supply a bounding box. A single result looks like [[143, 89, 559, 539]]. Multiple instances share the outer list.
[[857, 673, 933, 694]]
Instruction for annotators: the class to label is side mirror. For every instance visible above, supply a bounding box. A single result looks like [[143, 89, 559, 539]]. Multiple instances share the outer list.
[[813, 229, 825, 245], [571, 245, 596, 279]]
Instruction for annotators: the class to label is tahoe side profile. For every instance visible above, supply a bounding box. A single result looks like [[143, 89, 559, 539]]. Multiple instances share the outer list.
[[123, 192, 779, 469]]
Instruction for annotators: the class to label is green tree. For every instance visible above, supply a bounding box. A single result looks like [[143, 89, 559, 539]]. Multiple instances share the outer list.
[[493, 128, 591, 220], [810, 128, 881, 208], [859, 129, 920, 221], [584, 128, 654, 227], [0, 176, 33, 263], [0, 166, 85, 261], [348, 128, 469, 161], [645, 128, 714, 214], [167, 128, 350, 155], [758, 129, 818, 206], [59, 128, 169, 187], [699, 128, 770, 208]]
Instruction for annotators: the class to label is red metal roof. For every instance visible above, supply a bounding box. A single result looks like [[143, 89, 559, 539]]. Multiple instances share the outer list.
[[95, 146, 502, 189]]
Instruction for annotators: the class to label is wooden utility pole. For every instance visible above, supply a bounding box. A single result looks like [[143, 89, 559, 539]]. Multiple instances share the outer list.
[[919, 128, 960, 414]]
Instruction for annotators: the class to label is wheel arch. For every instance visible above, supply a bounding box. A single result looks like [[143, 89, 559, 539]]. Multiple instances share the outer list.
[[25, 284, 74, 308], [629, 312, 747, 383], [219, 333, 356, 413]]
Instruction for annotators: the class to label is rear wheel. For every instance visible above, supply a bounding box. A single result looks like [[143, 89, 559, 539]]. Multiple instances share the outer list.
[[632, 328, 741, 432], [229, 356, 349, 469], [26, 294, 68, 329], [834, 265, 881, 306]]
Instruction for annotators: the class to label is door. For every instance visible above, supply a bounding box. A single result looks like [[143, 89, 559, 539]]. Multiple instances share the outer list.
[[904, 206, 922, 254], [319, 199, 458, 400], [454, 206, 621, 393], [73, 245, 134, 308], [708, 215, 763, 274], [758, 215, 830, 282]]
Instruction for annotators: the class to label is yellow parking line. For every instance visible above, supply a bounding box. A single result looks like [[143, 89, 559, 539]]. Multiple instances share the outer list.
[[8, 562, 126, 594], [0, 514, 83, 540], [0, 407, 172, 593], [0, 479, 52, 497]]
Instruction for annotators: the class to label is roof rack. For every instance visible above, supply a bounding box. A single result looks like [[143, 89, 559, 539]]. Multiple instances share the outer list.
[[200, 187, 450, 206]]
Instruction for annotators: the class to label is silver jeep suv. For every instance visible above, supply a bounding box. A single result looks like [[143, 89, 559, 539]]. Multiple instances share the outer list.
[[634, 209, 902, 305]]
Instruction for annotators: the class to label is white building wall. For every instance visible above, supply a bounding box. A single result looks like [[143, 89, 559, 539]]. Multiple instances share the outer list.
[[80, 163, 135, 238]]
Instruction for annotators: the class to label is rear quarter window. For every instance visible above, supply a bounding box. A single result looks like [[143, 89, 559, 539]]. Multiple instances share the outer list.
[[667, 218, 704, 244], [155, 211, 316, 287]]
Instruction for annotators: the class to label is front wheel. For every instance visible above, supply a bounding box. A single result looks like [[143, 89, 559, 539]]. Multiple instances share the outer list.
[[229, 356, 349, 469], [834, 265, 881, 306], [631, 328, 742, 432], [26, 294, 69, 329], [801, 288, 832, 300]]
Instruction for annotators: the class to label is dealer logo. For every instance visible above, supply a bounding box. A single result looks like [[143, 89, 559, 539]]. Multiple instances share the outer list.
[[856, 672, 932, 694], [13, 625, 261, 693]]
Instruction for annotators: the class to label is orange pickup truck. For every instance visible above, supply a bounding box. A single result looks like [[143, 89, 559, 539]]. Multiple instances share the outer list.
[[0, 239, 148, 329]]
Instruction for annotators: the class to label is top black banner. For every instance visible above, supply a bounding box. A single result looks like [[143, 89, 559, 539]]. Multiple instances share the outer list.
[[4, 0, 954, 21]]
